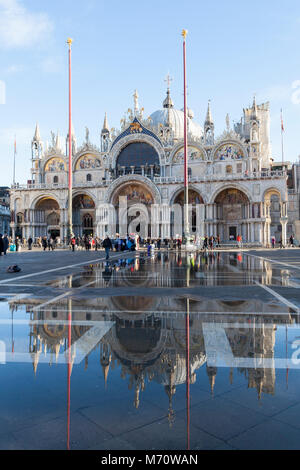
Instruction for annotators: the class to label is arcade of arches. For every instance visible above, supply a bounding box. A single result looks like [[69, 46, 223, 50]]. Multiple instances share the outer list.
[[11, 186, 288, 245], [11, 194, 96, 240]]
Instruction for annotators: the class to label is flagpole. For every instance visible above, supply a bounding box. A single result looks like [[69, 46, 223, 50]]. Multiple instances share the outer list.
[[281, 109, 284, 167], [13, 136, 16, 186], [182, 29, 190, 245], [67, 38, 73, 242]]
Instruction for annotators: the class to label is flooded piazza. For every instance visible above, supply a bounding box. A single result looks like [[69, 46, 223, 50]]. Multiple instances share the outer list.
[[0, 251, 300, 450]]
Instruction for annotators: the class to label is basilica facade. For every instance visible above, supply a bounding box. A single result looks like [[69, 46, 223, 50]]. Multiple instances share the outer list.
[[10, 88, 293, 245]]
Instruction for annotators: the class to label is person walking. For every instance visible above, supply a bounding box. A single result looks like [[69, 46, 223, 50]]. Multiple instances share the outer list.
[[3, 234, 9, 255], [0, 235, 3, 256], [237, 234, 242, 249], [271, 236, 276, 249], [15, 237, 20, 252], [290, 234, 295, 247], [103, 235, 113, 260], [95, 237, 101, 251], [51, 237, 56, 251], [42, 236, 47, 251], [28, 236, 33, 250], [71, 236, 76, 252]]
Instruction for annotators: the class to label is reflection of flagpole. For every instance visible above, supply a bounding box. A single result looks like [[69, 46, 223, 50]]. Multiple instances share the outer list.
[[67, 279, 72, 450], [11, 310, 14, 354], [186, 261, 190, 451], [286, 324, 289, 390]]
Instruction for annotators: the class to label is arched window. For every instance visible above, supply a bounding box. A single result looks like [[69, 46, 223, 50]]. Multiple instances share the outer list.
[[116, 142, 160, 176], [87, 174, 92, 182], [83, 213, 93, 228], [53, 176, 58, 184]]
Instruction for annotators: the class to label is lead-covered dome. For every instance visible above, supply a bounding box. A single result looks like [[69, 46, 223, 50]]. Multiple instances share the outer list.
[[149, 90, 203, 140]]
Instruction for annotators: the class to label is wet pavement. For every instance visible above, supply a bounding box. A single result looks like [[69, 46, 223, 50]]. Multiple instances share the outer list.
[[1, 248, 300, 449]]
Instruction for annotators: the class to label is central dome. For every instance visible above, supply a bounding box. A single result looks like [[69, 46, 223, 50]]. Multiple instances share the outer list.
[[149, 90, 203, 140]]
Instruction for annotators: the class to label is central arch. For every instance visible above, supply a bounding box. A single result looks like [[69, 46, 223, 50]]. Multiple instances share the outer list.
[[111, 181, 155, 238], [172, 189, 204, 237]]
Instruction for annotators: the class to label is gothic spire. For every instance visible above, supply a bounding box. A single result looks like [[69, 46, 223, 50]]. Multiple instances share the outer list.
[[55, 130, 60, 149], [33, 123, 41, 142], [102, 112, 109, 133], [204, 100, 213, 126], [251, 94, 258, 120]]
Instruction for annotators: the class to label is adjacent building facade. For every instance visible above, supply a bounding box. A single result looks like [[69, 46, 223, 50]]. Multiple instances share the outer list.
[[10, 88, 299, 245]]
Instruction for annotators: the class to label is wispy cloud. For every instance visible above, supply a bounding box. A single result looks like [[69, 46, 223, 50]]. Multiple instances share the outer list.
[[0, 0, 53, 49], [3, 64, 24, 74], [256, 84, 291, 104], [40, 56, 64, 75]]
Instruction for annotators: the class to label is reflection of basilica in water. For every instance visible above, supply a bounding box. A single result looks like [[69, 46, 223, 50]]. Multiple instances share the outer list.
[[9, 253, 296, 424]]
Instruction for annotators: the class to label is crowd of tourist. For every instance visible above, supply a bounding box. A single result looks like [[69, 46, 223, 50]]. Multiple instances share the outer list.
[[0, 232, 298, 256]]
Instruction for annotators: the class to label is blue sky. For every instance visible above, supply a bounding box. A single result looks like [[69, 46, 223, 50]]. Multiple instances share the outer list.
[[1, 0, 300, 185]]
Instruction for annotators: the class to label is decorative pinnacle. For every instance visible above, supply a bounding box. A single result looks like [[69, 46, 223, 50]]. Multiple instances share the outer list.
[[67, 38, 73, 47], [182, 29, 188, 39]]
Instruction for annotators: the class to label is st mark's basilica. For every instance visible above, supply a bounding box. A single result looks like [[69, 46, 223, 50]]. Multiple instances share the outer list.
[[9, 85, 300, 246]]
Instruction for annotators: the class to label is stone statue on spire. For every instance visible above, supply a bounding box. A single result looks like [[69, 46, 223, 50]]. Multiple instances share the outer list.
[[133, 89, 139, 116], [85, 127, 90, 144], [226, 114, 231, 132]]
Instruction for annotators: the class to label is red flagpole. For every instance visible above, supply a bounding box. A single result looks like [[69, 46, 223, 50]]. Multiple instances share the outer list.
[[281, 108, 284, 167], [182, 30, 190, 242], [13, 136, 16, 186], [67, 38, 73, 240]]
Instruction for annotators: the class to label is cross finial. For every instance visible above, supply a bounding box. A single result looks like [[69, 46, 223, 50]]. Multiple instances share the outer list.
[[165, 73, 173, 91]]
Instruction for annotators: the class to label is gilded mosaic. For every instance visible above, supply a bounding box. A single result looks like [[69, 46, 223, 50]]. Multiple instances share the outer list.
[[173, 146, 205, 164], [214, 144, 244, 161], [76, 155, 101, 170], [45, 158, 66, 172]]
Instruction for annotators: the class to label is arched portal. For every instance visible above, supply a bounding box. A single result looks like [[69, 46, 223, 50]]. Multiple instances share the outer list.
[[173, 189, 204, 238], [264, 188, 285, 246], [214, 188, 250, 242], [35, 197, 61, 239], [72, 194, 95, 237], [111, 182, 154, 238]]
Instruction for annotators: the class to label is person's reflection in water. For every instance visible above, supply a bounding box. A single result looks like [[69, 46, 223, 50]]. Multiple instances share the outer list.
[[102, 262, 113, 285]]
